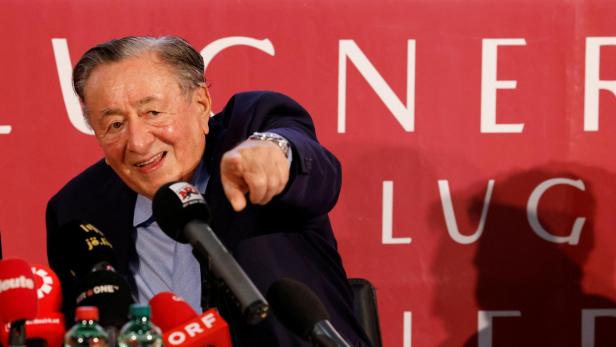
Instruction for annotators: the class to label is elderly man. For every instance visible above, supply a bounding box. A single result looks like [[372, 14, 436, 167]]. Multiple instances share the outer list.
[[46, 36, 370, 346]]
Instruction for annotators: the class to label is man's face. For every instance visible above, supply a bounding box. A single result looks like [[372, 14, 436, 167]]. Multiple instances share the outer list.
[[83, 53, 211, 198]]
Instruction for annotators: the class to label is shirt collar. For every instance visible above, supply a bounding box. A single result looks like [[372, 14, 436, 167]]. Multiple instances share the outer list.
[[133, 158, 210, 227]]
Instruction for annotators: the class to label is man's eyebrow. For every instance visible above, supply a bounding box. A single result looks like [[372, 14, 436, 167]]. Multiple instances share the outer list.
[[99, 96, 161, 117], [100, 108, 123, 117], [137, 96, 160, 106]]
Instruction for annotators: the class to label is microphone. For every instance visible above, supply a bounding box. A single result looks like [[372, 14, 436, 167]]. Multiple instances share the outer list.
[[57, 220, 133, 346], [149, 292, 196, 331], [1, 264, 66, 347], [0, 259, 38, 347], [57, 220, 117, 278], [75, 268, 133, 329], [1, 314, 66, 347], [267, 278, 351, 347], [26, 265, 65, 347], [149, 292, 231, 347], [152, 181, 268, 324], [31, 265, 62, 314]]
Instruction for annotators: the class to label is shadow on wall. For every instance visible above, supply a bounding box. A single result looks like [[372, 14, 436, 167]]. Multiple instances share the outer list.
[[430, 164, 616, 347]]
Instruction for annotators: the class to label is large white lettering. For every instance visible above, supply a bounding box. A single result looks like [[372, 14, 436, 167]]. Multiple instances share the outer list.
[[477, 310, 522, 347], [582, 309, 616, 347], [438, 179, 494, 244], [584, 37, 616, 131], [386, 177, 591, 245], [382, 181, 412, 244], [338, 40, 415, 133], [527, 178, 586, 245], [481, 38, 526, 133], [200, 36, 275, 74], [403, 311, 412, 347], [51, 38, 92, 135], [0, 123, 11, 134]]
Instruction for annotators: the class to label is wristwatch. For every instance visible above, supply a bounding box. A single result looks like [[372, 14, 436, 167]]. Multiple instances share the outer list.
[[248, 132, 290, 158]]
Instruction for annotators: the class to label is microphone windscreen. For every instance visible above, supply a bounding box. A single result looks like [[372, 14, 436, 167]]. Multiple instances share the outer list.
[[152, 181, 211, 243], [25, 313, 65, 347], [57, 220, 117, 278], [149, 292, 197, 332], [266, 277, 330, 340], [75, 270, 133, 328], [30, 265, 62, 314], [0, 259, 37, 323]]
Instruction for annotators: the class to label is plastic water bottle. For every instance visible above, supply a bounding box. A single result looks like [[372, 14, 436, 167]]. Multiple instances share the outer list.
[[117, 304, 163, 347], [64, 306, 110, 347]]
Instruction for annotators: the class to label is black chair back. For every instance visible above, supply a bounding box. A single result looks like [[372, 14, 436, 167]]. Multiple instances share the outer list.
[[349, 278, 382, 347]]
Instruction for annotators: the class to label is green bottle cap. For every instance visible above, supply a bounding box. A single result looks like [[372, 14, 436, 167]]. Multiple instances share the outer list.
[[128, 304, 151, 319]]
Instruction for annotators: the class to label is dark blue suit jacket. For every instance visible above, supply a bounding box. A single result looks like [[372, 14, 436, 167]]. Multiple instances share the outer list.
[[47, 91, 371, 346]]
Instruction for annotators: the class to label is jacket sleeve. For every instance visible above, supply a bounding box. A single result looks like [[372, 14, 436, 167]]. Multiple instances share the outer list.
[[218, 91, 342, 218], [45, 195, 78, 325]]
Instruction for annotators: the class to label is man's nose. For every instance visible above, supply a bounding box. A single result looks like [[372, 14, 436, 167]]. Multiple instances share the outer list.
[[126, 118, 154, 153]]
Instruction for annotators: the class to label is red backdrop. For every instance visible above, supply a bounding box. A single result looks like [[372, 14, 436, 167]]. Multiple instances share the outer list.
[[1, 1, 615, 346]]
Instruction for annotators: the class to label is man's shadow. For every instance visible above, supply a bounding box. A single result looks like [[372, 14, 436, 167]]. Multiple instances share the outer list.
[[430, 165, 616, 347]]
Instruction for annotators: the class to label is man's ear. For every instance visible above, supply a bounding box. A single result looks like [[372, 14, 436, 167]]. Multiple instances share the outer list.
[[194, 85, 212, 134]]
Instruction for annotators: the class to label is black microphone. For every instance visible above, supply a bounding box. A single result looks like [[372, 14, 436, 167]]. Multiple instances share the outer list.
[[57, 220, 133, 345], [74, 270, 133, 328], [152, 181, 268, 324], [267, 278, 351, 347], [57, 220, 118, 278]]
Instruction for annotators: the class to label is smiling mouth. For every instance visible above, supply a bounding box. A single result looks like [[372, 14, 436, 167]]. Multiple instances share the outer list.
[[135, 152, 167, 169]]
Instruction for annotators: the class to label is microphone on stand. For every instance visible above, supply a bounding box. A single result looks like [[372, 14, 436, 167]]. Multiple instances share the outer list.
[[149, 292, 196, 331], [74, 269, 133, 329], [57, 220, 134, 345], [25, 264, 65, 347], [31, 265, 62, 315], [57, 220, 118, 278], [149, 292, 231, 347], [267, 277, 351, 347], [152, 181, 268, 324], [1, 264, 66, 347], [0, 259, 38, 347]]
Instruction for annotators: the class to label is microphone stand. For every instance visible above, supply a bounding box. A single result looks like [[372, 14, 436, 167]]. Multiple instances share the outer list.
[[8, 320, 26, 347]]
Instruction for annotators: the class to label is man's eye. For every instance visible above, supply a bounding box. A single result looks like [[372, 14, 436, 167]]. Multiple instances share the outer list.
[[147, 110, 161, 116], [109, 121, 123, 131]]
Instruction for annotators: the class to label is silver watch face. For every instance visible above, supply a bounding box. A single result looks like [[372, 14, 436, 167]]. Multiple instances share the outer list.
[[249, 132, 290, 157]]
